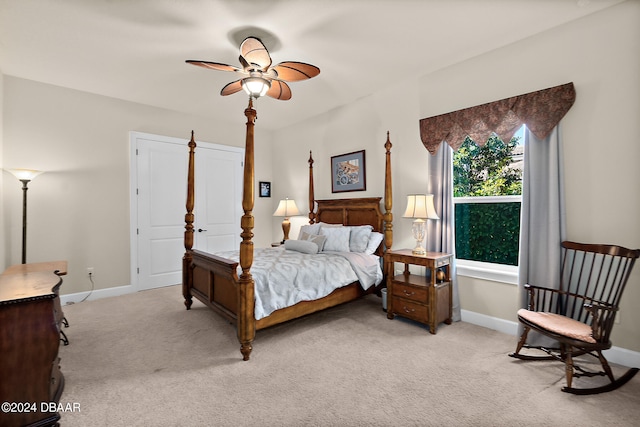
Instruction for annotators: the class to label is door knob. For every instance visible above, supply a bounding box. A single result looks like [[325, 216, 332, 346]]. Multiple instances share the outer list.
[[198, 228, 207, 232]]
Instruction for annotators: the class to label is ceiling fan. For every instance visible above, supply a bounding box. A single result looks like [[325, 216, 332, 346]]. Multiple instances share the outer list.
[[186, 36, 320, 100]]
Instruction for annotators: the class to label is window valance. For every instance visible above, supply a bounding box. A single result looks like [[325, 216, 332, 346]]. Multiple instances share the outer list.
[[419, 82, 575, 154]]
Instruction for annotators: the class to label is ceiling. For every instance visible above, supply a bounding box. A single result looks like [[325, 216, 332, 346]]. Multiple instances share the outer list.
[[0, 0, 624, 131]]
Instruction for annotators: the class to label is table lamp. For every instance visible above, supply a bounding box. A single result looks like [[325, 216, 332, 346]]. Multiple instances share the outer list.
[[403, 194, 439, 255], [273, 198, 300, 244]]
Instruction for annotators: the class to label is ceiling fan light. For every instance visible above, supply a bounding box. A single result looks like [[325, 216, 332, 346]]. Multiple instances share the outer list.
[[242, 77, 270, 98]]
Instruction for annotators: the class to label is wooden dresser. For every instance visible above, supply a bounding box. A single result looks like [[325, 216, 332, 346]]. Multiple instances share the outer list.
[[0, 271, 65, 427]]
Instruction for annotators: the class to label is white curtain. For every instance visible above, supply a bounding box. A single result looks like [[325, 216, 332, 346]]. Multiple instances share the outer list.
[[517, 124, 566, 344], [428, 143, 461, 322]]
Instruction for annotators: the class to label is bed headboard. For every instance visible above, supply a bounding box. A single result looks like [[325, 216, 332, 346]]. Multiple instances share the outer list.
[[315, 198, 384, 232]]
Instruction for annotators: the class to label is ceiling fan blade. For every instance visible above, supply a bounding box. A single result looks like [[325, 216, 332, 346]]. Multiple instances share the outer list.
[[266, 80, 292, 101], [185, 60, 242, 73], [240, 37, 272, 70], [272, 62, 320, 81], [238, 55, 250, 70], [220, 79, 244, 96]]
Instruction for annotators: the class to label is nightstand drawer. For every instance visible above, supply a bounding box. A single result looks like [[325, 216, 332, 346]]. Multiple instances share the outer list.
[[391, 280, 428, 302], [394, 298, 428, 323]]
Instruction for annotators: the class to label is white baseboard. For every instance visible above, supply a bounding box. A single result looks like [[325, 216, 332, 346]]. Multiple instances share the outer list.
[[605, 346, 640, 370], [461, 309, 640, 368], [461, 309, 519, 336], [59, 284, 135, 306]]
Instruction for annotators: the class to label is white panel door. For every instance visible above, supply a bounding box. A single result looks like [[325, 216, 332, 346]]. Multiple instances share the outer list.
[[136, 138, 188, 290], [194, 146, 243, 253], [133, 133, 242, 291]]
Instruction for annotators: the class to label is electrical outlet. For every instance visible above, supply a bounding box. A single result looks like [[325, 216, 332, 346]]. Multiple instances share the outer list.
[[87, 267, 94, 277]]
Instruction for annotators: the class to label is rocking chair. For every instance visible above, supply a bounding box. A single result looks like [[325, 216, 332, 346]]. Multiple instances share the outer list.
[[509, 241, 640, 394]]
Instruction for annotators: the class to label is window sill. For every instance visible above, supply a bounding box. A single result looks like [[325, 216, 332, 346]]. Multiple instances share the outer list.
[[456, 259, 518, 285]]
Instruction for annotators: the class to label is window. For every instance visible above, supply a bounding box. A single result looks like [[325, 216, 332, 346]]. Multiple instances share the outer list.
[[453, 126, 524, 275]]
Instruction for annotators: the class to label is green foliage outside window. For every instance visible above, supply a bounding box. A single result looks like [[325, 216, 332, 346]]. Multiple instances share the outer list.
[[455, 202, 521, 265], [454, 135, 522, 197], [453, 134, 523, 266]]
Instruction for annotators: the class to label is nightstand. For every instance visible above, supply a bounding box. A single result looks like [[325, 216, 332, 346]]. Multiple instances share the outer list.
[[385, 249, 453, 334]]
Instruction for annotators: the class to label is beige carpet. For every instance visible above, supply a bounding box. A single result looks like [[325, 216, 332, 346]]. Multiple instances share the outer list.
[[58, 285, 640, 426]]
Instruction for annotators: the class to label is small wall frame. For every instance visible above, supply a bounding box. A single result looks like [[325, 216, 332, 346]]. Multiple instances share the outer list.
[[259, 181, 271, 197]]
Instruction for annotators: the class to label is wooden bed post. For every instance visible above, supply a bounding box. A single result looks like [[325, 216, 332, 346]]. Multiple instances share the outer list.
[[182, 131, 196, 309], [383, 131, 393, 251], [238, 98, 257, 361], [308, 150, 315, 224]]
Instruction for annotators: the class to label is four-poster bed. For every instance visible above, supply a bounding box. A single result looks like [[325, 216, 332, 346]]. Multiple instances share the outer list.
[[182, 122, 394, 360]]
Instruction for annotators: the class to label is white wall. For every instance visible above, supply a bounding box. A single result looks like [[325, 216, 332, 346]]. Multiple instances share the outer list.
[[2, 77, 274, 294], [272, 79, 429, 252], [420, 0, 640, 353], [272, 1, 640, 353]]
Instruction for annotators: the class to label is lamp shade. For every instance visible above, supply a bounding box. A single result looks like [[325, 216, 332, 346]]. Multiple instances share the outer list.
[[242, 77, 271, 98], [273, 198, 300, 217], [403, 194, 439, 220], [8, 169, 44, 181]]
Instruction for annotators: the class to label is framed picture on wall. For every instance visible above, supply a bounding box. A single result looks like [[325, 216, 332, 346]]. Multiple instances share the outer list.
[[331, 150, 366, 193], [259, 181, 271, 197]]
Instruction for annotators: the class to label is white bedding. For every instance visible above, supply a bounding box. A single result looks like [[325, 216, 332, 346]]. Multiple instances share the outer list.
[[214, 247, 383, 320]]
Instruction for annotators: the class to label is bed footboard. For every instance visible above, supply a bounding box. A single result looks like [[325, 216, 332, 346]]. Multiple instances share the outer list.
[[184, 249, 240, 324]]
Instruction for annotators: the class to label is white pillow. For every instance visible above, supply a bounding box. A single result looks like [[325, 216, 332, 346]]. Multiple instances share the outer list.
[[284, 239, 319, 254], [298, 223, 321, 239], [365, 232, 384, 255], [318, 222, 342, 228], [299, 231, 327, 251], [320, 226, 351, 252], [346, 225, 373, 253]]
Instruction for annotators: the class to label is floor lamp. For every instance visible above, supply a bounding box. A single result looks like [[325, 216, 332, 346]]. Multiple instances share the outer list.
[[8, 169, 44, 264]]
